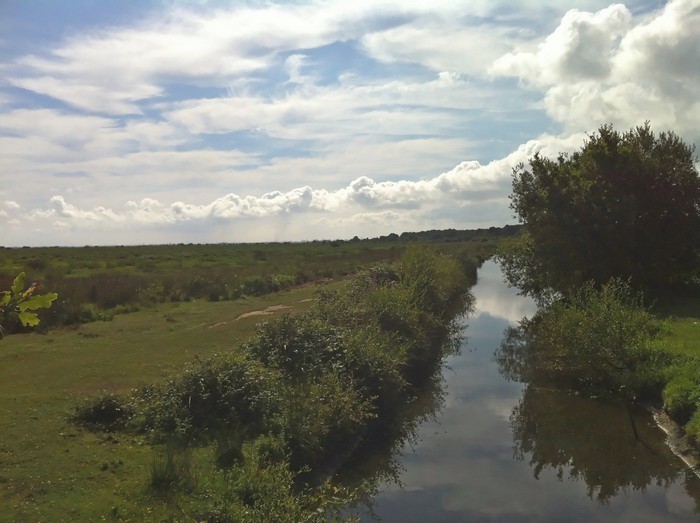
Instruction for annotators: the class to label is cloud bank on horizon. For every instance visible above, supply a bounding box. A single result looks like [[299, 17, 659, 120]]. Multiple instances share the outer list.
[[1, 0, 698, 246]]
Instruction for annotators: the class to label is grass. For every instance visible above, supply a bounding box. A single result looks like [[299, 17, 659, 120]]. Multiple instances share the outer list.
[[657, 317, 700, 358], [653, 298, 700, 442], [0, 282, 334, 521], [0, 231, 509, 519]]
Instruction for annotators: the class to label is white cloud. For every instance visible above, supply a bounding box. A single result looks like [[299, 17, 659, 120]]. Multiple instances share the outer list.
[[165, 71, 494, 141], [1, 0, 694, 247], [491, 0, 700, 142], [4, 1, 581, 114], [362, 19, 519, 76], [3, 131, 584, 245]]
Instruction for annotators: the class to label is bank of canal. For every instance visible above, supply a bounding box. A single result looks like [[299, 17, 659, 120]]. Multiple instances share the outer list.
[[359, 260, 700, 522]]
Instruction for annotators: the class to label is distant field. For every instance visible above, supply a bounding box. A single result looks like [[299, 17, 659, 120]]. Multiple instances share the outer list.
[[0, 228, 516, 334]]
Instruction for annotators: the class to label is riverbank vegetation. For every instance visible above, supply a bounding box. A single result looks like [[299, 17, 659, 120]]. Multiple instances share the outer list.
[[497, 123, 700, 450], [0, 234, 487, 520]]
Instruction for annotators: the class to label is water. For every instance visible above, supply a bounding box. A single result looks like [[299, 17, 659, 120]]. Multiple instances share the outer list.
[[357, 260, 699, 522]]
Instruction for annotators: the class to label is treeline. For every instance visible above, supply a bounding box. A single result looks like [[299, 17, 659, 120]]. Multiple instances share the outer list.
[[71, 246, 476, 520], [376, 224, 521, 243]]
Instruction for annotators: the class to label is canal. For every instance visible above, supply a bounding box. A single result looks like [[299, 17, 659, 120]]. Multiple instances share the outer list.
[[358, 260, 700, 522]]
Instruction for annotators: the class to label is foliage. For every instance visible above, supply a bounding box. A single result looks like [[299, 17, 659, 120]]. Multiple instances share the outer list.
[[662, 361, 700, 424], [499, 123, 700, 298], [497, 278, 669, 399], [687, 410, 700, 444], [0, 272, 58, 337], [192, 435, 365, 522], [70, 391, 133, 431], [67, 246, 475, 519], [0, 228, 506, 331], [134, 354, 283, 445], [148, 443, 196, 494]]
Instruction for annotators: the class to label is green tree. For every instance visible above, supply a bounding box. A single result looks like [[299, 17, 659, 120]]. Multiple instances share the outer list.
[[499, 123, 700, 298], [0, 272, 58, 338]]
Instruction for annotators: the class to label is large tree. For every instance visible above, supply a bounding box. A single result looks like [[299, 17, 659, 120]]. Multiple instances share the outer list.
[[499, 123, 700, 298]]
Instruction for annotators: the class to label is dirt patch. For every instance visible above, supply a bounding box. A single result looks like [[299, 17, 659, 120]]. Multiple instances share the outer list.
[[235, 304, 291, 321], [207, 304, 292, 328]]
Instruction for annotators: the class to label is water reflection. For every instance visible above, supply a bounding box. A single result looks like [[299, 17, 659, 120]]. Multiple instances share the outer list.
[[348, 261, 699, 521], [510, 386, 681, 502]]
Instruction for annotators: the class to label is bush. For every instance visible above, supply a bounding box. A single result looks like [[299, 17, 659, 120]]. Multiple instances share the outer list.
[[687, 410, 700, 444], [71, 246, 476, 517], [243, 314, 346, 381], [497, 278, 670, 398], [148, 443, 196, 494], [71, 391, 133, 431], [134, 355, 283, 444], [277, 372, 373, 472]]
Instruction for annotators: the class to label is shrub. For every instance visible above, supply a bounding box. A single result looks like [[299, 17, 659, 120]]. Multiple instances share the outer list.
[[243, 314, 346, 380], [687, 410, 700, 444], [134, 355, 283, 444], [497, 278, 670, 398], [277, 372, 373, 472], [148, 443, 196, 494], [71, 391, 133, 431]]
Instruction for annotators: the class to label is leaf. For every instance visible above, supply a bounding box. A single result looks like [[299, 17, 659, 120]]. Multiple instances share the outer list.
[[18, 292, 58, 312], [18, 311, 40, 327], [11, 272, 26, 297]]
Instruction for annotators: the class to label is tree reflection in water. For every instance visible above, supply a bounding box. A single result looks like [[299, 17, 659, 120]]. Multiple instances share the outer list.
[[497, 325, 700, 510]]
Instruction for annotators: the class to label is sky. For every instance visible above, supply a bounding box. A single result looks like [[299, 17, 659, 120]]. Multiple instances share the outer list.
[[1, 0, 698, 246]]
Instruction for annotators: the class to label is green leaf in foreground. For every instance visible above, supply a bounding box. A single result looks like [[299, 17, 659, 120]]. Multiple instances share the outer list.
[[0, 272, 58, 338]]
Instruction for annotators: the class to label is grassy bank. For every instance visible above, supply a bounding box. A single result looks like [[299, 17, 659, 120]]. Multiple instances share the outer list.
[[1, 244, 478, 521], [653, 299, 700, 444], [497, 278, 700, 449]]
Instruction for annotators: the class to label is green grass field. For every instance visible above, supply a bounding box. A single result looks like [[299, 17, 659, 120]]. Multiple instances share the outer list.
[[0, 283, 337, 520], [0, 232, 506, 520]]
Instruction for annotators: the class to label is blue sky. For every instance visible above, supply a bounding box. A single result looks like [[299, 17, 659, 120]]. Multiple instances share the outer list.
[[1, 0, 697, 246]]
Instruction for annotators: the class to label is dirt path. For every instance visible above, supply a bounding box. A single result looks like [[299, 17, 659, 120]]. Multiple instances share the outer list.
[[235, 304, 291, 320]]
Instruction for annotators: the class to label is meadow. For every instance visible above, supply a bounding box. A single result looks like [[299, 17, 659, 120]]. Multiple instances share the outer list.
[[2, 224, 697, 521], [0, 229, 508, 521]]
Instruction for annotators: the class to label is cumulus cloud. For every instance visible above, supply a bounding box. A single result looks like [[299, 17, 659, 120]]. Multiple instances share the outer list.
[[491, 0, 700, 142], [2, 0, 695, 247], [3, 131, 585, 245]]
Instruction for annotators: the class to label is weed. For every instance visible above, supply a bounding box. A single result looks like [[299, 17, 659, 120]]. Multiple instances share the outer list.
[[148, 443, 196, 494], [71, 391, 133, 431]]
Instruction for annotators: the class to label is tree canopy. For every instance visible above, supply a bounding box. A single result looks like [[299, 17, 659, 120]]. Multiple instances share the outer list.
[[499, 123, 700, 298]]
